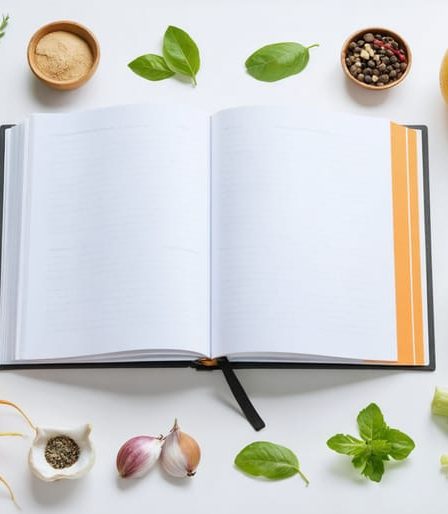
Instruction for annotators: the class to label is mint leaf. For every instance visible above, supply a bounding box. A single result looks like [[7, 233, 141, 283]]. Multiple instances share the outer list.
[[369, 439, 391, 458], [245, 42, 319, 82], [326, 434, 365, 456], [357, 403, 387, 441], [163, 26, 200, 85], [235, 441, 309, 484], [362, 455, 385, 482], [327, 403, 415, 482], [383, 428, 415, 460], [352, 453, 368, 469], [128, 54, 175, 81]]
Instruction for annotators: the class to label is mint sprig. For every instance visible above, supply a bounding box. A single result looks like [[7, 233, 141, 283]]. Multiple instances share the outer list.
[[0, 14, 9, 41], [327, 403, 415, 482]]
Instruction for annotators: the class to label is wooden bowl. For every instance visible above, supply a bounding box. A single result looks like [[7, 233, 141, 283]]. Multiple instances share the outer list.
[[341, 28, 412, 91], [27, 21, 100, 90]]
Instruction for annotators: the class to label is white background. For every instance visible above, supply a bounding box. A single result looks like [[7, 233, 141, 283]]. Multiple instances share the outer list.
[[0, 0, 448, 512]]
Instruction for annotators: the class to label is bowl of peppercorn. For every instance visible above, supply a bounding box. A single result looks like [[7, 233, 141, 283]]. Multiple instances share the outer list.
[[341, 28, 411, 90]]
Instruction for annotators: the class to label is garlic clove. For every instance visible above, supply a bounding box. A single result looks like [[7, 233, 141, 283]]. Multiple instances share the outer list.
[[116, 435, 163, 478], [29, 424, 95, 482], [160, 419, 201, 478]]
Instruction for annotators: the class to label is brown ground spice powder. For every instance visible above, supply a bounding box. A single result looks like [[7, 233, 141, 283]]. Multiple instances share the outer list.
[[35, 31, 93, 82]]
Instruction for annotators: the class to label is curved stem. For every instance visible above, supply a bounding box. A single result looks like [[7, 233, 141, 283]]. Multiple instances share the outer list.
[[0, 432, 23, 438], [307, 43, 320, 50], [0, 400, 36, 433], [0, 474, 19, 508], [297, 468, 310, 486]]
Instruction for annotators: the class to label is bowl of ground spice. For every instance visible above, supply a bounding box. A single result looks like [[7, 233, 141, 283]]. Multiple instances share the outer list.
[[27, 20, 100, 90], [341, 28, 411, 90]]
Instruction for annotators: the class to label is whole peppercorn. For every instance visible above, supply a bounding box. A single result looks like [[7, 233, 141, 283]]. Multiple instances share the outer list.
[[345, 31, 408, 87]]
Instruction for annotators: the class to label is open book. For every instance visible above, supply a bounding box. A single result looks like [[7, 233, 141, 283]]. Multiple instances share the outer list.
[[0, 105, 434, 368]]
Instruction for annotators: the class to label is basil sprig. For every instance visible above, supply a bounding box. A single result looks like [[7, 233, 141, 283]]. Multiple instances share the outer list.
[[128, 25, 200, 85], [235, 441, 309, 484], [245, 41, 319, 82], [327, 403, 415, 482]]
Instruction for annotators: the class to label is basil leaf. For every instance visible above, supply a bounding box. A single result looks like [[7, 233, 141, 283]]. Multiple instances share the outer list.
[[245, 42, 318, 82], [163, 25, 200, 85], [326, 434, 366, 456], [128, 54, 175, 81], [235, 441, 309, 484], [357, 403, 387, 441], [383, 428, 415, 460], [362, 455, 385, 482]]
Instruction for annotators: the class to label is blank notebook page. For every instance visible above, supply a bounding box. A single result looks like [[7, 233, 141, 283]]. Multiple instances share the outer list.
[[211, 107, 397, 361], [17, 105, 210, 360]]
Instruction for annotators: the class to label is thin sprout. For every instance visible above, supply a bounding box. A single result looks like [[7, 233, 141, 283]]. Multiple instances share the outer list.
[[0, 432, 23, 438], [0, 400, 36, 433], [0, 474, 19, 508]]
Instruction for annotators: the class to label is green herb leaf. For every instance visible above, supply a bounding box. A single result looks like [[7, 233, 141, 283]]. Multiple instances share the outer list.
[[0, 14, 9, 40], [357, 403, 387, 441], [128, 54, 175, 81], [362, 455, 385, 482], [245, 42, 318, 82], [352, 453, 368, 469], [163, 25, 200, 85], [383, 428, 415, 460], [326, 434, 366, 456], [432, 387, 448, 417], [327, 403, 415, 482], [235, 441, 309, 484]]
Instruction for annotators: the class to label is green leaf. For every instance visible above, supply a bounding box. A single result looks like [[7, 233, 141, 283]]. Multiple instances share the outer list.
[[327, 434, 366, 456], [0, 14, 9, 40], [369, 439, 392, 458], [128, 54, 175, 81], [431, 387, 448, 417], [383, 428, 415, 460], [362, 455, 385, 482], [357, 403, 387, 441], [352, 453, 368, 469], [163, 25, 200, 85], [235, 441, 309, 484], [245, 42, 318, 82]]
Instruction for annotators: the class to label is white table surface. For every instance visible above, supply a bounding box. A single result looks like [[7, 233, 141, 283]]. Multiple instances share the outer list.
[[1, 0, 448, 512]]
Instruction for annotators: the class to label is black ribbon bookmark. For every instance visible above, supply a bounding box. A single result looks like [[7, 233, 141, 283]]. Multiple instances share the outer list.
[[218, 357, 266, 431]]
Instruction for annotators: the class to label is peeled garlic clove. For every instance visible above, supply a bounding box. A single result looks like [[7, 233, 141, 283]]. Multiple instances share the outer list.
[[116, 435, 163, 478], [29, 424, 95, 482], [160, 419, 201, 478]]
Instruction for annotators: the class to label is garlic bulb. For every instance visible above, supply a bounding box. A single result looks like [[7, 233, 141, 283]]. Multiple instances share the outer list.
[[29, 424, 95, 481], [116, 436, 163, 478], [160, 420, 201, 477]]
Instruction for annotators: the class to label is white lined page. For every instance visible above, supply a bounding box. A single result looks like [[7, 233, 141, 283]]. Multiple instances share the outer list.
[[18, 105, 210, 360], [211, 106, 397, 361]]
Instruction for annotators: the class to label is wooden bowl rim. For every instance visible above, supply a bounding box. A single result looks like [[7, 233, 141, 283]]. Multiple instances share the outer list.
[[341, 27, 412, 91], [27, 20, 100, 90]]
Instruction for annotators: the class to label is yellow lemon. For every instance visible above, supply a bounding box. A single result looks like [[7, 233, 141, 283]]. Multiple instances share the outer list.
[[440, 50, 448, 103]]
